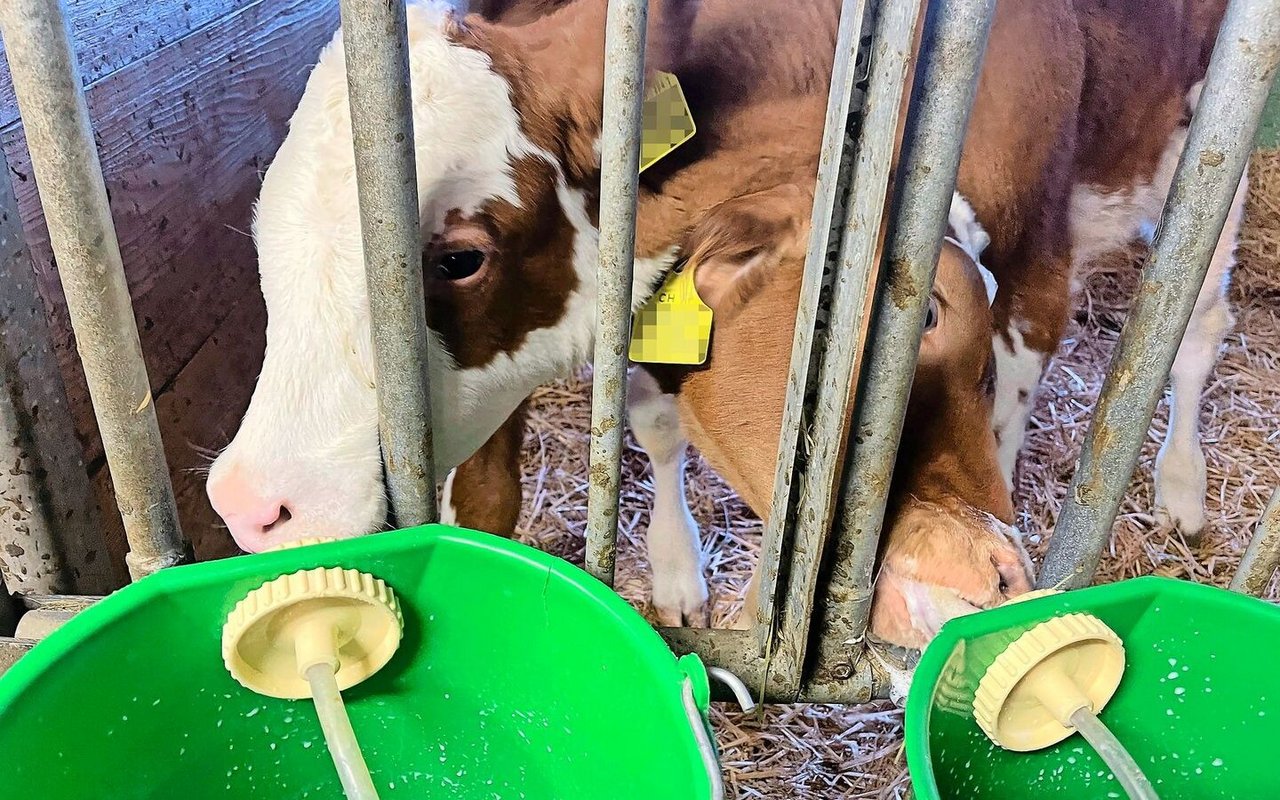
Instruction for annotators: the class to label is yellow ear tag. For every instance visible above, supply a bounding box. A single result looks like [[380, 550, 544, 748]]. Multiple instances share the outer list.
[[640, 71, 696, 174], [629, 71, 707, 365], [628, 262, 713, 365]]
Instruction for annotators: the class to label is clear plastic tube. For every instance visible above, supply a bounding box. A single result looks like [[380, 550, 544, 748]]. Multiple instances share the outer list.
[[1069, 706, 1159, 800], [305, 662, 380, 800]]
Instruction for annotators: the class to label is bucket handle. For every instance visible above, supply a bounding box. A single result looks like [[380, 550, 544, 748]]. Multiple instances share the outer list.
[[678, 653, 754, 800]]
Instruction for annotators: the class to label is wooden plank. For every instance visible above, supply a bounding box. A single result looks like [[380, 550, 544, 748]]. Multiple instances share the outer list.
[[0, 0, 255, 129], [0, 148, 116, 594], [2, 0, 340, 463], [94, 291, 264, 563]]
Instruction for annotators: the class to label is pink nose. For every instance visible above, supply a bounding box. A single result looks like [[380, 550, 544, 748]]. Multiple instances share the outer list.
[[207, 466, 292, 553]]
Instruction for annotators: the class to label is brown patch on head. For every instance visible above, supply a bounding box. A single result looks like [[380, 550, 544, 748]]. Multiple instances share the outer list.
[[872, 497, 1032, 648], [447, 400, 528, 537], [893, 241, 1010, 522], [423, 155, 579, 369]]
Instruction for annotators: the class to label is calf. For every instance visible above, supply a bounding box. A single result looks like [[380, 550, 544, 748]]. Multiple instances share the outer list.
[[207, 0, 1239, 648], [206, 0, 1032, 647]]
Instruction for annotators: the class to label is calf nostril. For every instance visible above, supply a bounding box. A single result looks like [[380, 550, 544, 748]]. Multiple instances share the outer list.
[[264, 505, 292, 534]]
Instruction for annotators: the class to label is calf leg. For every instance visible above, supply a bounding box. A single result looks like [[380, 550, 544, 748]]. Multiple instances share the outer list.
[[441, 401, 529, 537], [1153, 173, 1246, 538], [992, 324, 1048, 494], [628, 368, 711, 627]]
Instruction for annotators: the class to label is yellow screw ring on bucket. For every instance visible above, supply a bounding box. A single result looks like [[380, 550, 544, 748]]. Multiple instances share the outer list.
[[222, 566, 404, 700], [973, 613, 1125, 752]]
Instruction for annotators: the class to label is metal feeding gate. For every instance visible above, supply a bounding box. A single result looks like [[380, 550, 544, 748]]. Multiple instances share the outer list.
[[1, 0, 1279, 708]]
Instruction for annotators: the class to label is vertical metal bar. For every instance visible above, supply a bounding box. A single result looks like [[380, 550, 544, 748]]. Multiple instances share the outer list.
[[0, 0, 188, 580], [761, 0, 917, 700], [0, 148, 113, 595], [807, 0, 996, 700], [1038, 0, 1280, 590], [1, 152, 113, 593], [585, 0, 649, 586], [755, 0, 870, 655], [1229, 488, 1280, 596], [339, 0, 437, 526]]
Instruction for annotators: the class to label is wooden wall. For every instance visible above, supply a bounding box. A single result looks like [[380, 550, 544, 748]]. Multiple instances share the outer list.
[[0, 0, 342, 579]]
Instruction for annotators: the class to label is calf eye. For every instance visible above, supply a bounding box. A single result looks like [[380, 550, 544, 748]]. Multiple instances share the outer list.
[[923, 297, 940, 331], [436, 249, 486, 280]]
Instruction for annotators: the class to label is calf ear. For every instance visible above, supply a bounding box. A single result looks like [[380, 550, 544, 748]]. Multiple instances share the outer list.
[[682, 183, 808, 312]]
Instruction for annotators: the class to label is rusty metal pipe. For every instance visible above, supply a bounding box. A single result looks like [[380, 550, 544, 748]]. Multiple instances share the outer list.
[[339, 0, 438, 526], [1230, 488, 1280, 597], [585, 0, 649, 586], [0, 0, 188, 580], [806, 0, 996, 698], [1039, 0, 1280, 589]]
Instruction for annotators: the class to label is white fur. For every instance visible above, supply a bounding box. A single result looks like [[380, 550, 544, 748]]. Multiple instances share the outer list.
[[210, 2, 672, 546], [627, 369, 710, 626], [992, 324, 1041, 491], [439, 468, 458, 526], [1155, 171, 1244, 535], [948, 192, 997, 306], [1028, 80, 1237, 536]]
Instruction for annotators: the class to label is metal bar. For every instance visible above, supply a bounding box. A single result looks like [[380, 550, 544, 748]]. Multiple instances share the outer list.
[[0, 0, 188, 580], [755, 0, 871, 655], [762, 0, 920, 701], [339, 0, 438, 527], [0, 147, 113, 595], [1038, 0, 1280, 590], [1230, 488, 1280, 596], [585, 0, 649, 586], [807, 0, 996, 700], [659, 626, 894, 703]]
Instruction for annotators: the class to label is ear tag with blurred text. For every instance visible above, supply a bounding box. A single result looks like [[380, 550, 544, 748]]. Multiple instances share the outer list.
[[640, 71, 696, 173], [628, 261, 713, 365], [630, 72, 706, 364]]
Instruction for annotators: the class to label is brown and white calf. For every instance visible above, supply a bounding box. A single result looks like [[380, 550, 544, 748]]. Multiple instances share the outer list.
[[207, 0, 1239, 648]]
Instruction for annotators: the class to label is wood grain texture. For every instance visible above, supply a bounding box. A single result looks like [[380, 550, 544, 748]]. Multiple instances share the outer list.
[[93, 291, 264, 566], [2, 0, 340, 465], [0, 0, 255, 129]]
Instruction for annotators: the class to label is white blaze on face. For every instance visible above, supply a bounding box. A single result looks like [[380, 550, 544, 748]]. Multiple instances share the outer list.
[[208, 2, 594, 549]]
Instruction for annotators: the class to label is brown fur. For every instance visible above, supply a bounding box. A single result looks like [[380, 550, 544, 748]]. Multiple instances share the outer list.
[[449, 401, 529, 536], [441, 0, 1229, 643]]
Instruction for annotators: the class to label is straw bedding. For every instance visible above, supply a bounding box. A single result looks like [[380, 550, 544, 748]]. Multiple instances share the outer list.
[[511, 149, 1280, 798]]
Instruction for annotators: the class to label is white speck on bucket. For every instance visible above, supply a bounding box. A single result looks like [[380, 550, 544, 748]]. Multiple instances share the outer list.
[[1175, 687, 1186, 695], [246, 707, 260, 718], [1168, 671, 1179, 680], [1212, 758, 1224, 767], [303, 741, 313, 749]]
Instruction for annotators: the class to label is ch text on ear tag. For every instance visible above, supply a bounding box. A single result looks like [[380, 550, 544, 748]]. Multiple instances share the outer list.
[[629, 265, 713, 365], [640, 71, 696, 174]]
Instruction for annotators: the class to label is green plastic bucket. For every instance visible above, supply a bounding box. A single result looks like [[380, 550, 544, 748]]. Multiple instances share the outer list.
[[0, 525, 721, 799], [906, 576, 1280, 798]]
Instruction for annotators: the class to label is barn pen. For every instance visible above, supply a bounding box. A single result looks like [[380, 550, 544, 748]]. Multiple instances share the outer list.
[[1, 0, 1279, 797]]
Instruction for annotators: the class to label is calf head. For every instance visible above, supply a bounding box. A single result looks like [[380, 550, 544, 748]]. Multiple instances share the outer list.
[[675, 188, 1032, 649], [871, 230, 1034, 647], [208, 1, 673, 550]]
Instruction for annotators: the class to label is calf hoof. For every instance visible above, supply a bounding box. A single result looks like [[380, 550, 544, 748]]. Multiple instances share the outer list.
[[651, 574, 712, 628], [1154, 443, 1208, 541], [1155, 502, 1206, 542]]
